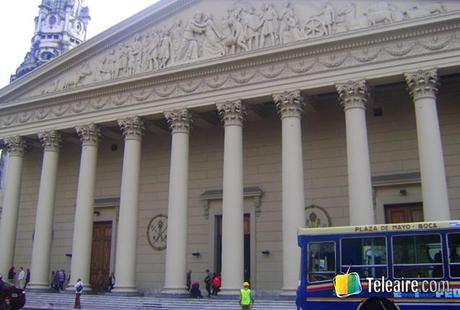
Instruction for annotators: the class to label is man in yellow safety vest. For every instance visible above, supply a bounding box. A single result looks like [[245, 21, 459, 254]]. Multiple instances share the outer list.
[[239, 281, 254, 310]]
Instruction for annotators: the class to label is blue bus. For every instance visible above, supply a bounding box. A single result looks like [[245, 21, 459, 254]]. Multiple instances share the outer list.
[[297, 221, 460, 309]]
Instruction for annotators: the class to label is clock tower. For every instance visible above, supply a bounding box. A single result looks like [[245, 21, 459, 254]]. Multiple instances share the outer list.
[[11, 0, 90, 81]]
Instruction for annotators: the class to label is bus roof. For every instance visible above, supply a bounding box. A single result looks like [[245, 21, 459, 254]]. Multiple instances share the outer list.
[[298, 220, 460, 236]]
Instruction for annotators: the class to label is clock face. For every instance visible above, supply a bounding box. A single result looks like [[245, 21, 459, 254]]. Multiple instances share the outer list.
[[73, 20, 83, 34]]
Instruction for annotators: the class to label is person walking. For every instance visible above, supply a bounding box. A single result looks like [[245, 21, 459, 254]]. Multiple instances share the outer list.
[[7, 266, 15, 285], [17, 267, 25, 289], [24, 269, 31, 289], [58, 269, 65, 291], [186, 270, 192, 291], [239, 282, 254, 310], [211, 273, 220, 296], [74, 278, 84, 309], [204, 269, 212, 297], [108, 272, 115, 292]]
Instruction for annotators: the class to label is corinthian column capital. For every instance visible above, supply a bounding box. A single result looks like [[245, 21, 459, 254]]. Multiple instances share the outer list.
[[216, 100, 245, 127], [38, 130, 61, 152], [76, 124, 100, 147], [118, 116, 144, 141], [273, 90, 304, 119], [336, 80, 369, 111], [3, 136, 26, 157], [404, 69, 438, 100], [164, 109, 192, 134]]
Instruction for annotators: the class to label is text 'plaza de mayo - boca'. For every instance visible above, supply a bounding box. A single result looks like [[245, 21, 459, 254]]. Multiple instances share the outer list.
[[0, 0, 460, 295]]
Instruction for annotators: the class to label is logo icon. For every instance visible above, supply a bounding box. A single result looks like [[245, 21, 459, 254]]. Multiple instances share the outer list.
[[333, 266, 362, 298]]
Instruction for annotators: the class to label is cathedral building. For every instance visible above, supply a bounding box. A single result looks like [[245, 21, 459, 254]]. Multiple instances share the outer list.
[[0, 0, 459, 295]]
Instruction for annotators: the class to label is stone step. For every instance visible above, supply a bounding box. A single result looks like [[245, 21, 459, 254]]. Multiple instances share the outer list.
[[25, 292, 297, 309]]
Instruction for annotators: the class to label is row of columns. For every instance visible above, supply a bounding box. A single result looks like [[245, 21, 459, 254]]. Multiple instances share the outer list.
[[0, 69, 451, 294]]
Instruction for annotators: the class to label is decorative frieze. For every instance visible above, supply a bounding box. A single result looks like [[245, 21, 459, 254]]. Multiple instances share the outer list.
[[38, 130, 61, 152], [164, 109, 192, 134], [118, 116, 144, 140], [336, 80, 369, 111], [75, 124, 100, 146], [216, 100, 245, 127], [404, 69, 438, 100], [273, 90, 304, 119], [3, 136, 26, 157]]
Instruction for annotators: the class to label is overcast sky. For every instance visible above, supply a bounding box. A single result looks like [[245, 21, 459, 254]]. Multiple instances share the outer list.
[[0, 0, 159, 88]]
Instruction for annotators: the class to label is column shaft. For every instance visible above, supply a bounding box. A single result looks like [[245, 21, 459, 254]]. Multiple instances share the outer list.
[[0, 137, 25, 277], [274, 90, 305, 294], [29, 131, 61, 290], [405, 70, 450, 220], [217, 101, 244, 294], [336, 81, 374, 225], [112, 117, 143, 294], [68, 124, 99, 288], [163, 109, 191, 293]]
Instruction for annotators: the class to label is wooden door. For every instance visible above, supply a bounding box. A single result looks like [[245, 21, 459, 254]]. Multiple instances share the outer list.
[[385, 203, 424, 224], [90, 221, 112, 291]]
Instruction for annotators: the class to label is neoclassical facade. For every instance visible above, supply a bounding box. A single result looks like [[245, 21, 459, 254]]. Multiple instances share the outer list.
[[0, 0, 459, 295]]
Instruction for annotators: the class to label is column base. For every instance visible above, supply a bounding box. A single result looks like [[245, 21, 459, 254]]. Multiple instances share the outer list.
[[280, 288, 297, 296], [218, 287, 241, 296], [27, 282, 53, 292], [161, 287, 189, 295], [110, 286, 142, 296]]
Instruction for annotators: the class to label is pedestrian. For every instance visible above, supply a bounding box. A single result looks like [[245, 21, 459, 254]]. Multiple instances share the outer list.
[[53, 270, 60, 291], [74, 278, 84, 309], [108, 272, 115, 292], [239, 282, 254, 310], [186, 270, 192, 291], [7, 266, 15, 285], [0, 274, 4, 289], [211, 273, 220, 296], [204, 269, 212, 297], [24, 269, 31, 289], [17, 267, 25, 289], [190, 281, 203, 298], [58, 269, 65, 291]]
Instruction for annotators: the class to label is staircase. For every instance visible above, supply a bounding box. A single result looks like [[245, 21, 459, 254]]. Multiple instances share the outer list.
[[25, 292, 297, 309]]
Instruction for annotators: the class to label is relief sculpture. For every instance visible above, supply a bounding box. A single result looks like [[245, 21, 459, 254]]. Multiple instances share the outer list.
[[40, 0, 454, 94]]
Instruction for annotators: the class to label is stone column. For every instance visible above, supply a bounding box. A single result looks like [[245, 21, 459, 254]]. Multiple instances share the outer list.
[[112, 116, 143, 294], [29, 130, 61, 290], [0, 137, 26, 277], [68, 124, 100, 289], [273, 90, 305, 294], [217, 100, 245, 294], [405, 69, 450, 220], [162, 109, 192, 294], [336, 80, 375, 225]]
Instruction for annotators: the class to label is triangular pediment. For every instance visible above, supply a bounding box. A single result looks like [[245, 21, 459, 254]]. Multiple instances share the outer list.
[[1, 0, 460, 103]]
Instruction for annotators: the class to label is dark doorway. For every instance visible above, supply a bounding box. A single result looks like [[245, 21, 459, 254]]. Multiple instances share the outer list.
[[215, 214, 251, 282], [385, 203, 423, 223], [90, 221, 112, 291]]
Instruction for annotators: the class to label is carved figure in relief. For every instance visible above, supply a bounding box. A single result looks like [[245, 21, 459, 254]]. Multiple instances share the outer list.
[[225, 8, 248, 54], [170, 20, 184, 63], [240, 6, 262, 50], [278, 0, 301, 44], [405, 3, 447, 19], [181, 13, 207, 61], [158, 28, 172, 68], [259, 3, 279, 48], [117, 43, 129, 78], [364, 1, 403, 26], [147, 30, 161, 70], [62, 62, 92, 89], [128, 34, 142, 75], [201, 14, 225, 58]]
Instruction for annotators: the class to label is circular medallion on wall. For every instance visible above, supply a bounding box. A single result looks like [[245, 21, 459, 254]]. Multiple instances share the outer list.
[[147, 214, 168, 251], [305, 204, 332, 228]]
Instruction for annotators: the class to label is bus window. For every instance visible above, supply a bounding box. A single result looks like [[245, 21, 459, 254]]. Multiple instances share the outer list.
[[393, 234, 443, 278], [341, 237, 387, 278], [307, 241, 335, 282], [448, 233, 460, 278]]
